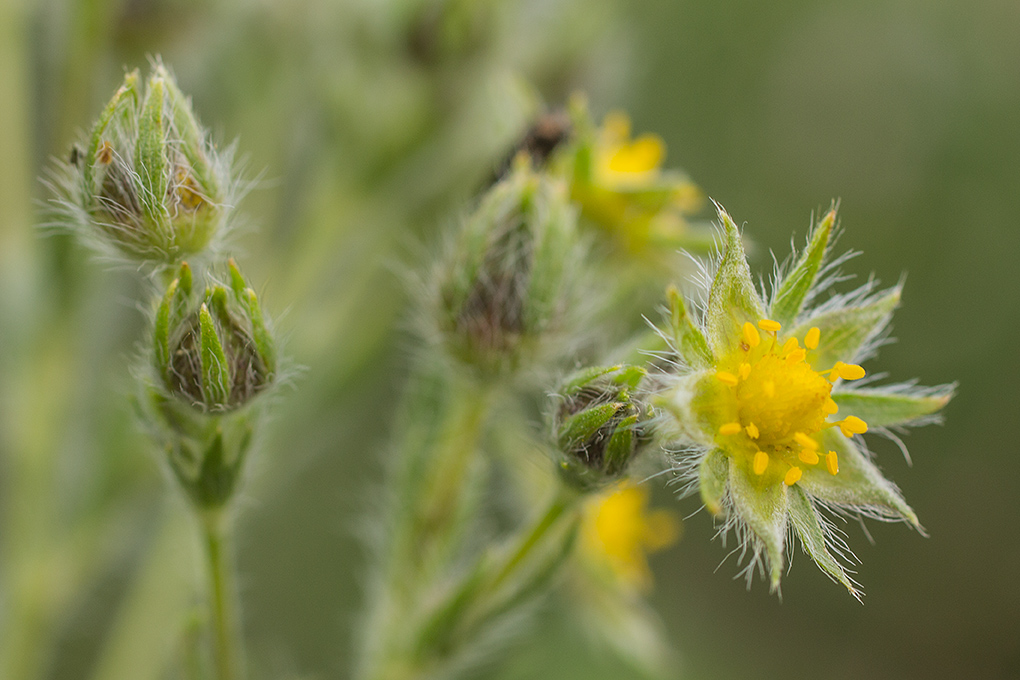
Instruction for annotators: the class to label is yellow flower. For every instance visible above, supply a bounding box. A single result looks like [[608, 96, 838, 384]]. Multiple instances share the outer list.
[[581, 483, 679, 591]]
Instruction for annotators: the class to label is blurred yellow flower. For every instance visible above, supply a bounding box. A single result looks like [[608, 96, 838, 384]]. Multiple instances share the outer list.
[[581, 483, 679, 591]]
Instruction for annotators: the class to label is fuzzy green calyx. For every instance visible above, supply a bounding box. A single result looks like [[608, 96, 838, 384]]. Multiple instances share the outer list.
[[154, 260, 276, 413], [73, 62, 228, 264], [555, 365, 654, 491], [435, 164, 578, 375], [660, 204, 955, 596]]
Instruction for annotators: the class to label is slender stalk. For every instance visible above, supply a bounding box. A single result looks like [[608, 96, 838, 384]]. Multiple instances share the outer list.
[[201, 511, 243, 680]]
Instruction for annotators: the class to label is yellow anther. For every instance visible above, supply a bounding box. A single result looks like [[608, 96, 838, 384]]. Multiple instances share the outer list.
[[784, 466, 803, 486], [804, 327, 820, 350], [794, 432, 818, 449], [753, 450, 769, 475], [719, 422, 743, 436], [742, 322, 761, 348], [745, 422, 759, 439], [826, 451, 839, 475], [823, 397, 839, 415], [839, 415, 868, 437], [716, 371, 739, 386], [837, 363, 866, 380], [786, 348, 807, 364], [739, 362, 751, 380], [764, 380, 776, 398], [781, 337, 800, 355], [758, 318, 781, 333], [799, 449, 819, 465]]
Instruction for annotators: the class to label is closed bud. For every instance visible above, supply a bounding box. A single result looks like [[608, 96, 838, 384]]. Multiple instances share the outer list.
[[154, 259, 276, 413], [434, 163, 579, 375], [64, 61, 231, 264], [554, 365, 654, 491]]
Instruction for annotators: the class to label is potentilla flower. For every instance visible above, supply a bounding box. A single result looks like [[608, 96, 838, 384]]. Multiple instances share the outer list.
[[659, 205, 954, 597]]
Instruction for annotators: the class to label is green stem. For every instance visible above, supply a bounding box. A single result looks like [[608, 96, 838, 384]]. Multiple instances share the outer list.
[[201, 511, 242, 680]]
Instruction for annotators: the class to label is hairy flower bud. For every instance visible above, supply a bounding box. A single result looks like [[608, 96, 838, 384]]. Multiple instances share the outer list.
[[555, 365, 654, 491], [63, 61, 231, 264], [154, 259, 276, 413], [434, 164, 579, 375]]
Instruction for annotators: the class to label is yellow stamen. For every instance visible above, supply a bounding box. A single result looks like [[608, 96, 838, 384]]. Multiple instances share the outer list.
[[827, 361, 844, 383], [794, 432, 818, 449], [739, 362, 752, 380], [823, 397, 839, 415], [804, 327, 820, 350], [717, 371, 739, 386], [782, 337, 800, 355], [742, 322, 761, 348], [786, 348, 807, 364], [758, 319, 781, 333], [784, 466, 803, 486], [799, 449, 819, 465], [837, 363, 866, 380], [745, 422, 759, 439], [753, 450, 769, 475], [719, 422, 743, 436], [839, 415, 868, 437], [826, 451, 839, 475]]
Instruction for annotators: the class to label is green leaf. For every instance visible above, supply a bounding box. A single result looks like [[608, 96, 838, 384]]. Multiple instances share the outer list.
[[198, 304, 231, 407], [790, 285, 901, 369], [698, 449, 729, 517], [136, 75, 169, 221], [832, 385, 954, 428], [667, 284, 713, 368], [770, 209, 836, 326], [787, 485, 859, 599], [799, 431, 920, 529], [727, 458, 788, 589], [706, 208, 765, 356]]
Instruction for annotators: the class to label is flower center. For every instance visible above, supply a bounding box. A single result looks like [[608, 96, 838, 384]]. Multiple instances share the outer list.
[[714, 319, 869, 485]]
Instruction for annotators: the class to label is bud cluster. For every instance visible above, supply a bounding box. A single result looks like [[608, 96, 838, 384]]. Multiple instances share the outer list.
[[554, 365, 654, 491]]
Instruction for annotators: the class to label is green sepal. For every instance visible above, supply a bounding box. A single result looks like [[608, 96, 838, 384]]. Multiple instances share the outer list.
[[209, 286, 231, 327], [227, 258, 247, 297], [832, 385, 954, 428], [83, 69, 139, 203], [558, 402, 620, 450], [770, 209, 835, 327], [198, 303, 231, 407], [243, 289, 276, 375], [154, 278, 178, 379], [667, 284, 713, 368], [603, 414, 638, 475], [727, 457, 788, 589], [698, 449, 730, 517], [561, 365, 622, 396], [157, 63, 219, 198], [799, 431, 920, 529], [178, 261, 193, 296], [790, 285, 901, 369], [611, 365, 646, 389], [136, 75, 169, 221], [788, 485, 859, 598], [706, 209, 766, 356]]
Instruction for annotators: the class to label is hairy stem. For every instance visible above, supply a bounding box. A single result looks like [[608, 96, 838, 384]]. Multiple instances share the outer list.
[[202, 511, 243, 680]]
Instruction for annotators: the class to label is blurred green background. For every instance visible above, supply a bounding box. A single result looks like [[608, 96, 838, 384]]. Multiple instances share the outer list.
[[0, 0, 1016, 679]]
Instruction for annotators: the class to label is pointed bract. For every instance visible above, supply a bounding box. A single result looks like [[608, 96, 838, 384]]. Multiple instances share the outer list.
[[706, 209, 765, 355], [770, 209, 835, 327]]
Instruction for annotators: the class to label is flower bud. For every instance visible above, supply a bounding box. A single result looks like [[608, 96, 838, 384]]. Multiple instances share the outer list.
[[554, 365, 654, 491], [434, 164, 579, 375], [154, 259, 276, 413], [70, 62, 230, 263]]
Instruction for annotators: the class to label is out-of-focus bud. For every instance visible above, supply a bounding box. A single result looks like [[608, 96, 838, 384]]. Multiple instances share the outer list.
[[554, 365, 654, 491], [70, 62, 230, 264], [154, 259, 276, 413], [434, 163, 579, 376]]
